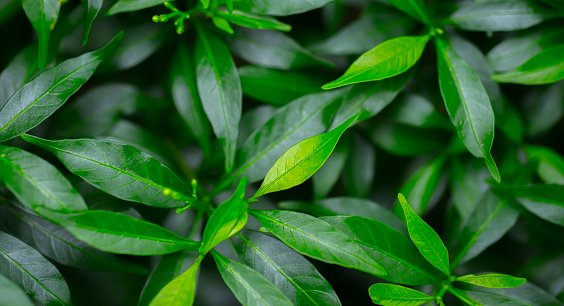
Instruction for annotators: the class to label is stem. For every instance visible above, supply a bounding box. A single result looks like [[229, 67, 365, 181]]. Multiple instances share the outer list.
[[447, 287, 476, 306]]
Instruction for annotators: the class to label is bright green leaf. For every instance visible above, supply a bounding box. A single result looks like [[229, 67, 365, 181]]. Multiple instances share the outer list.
[[216, 10, 291, 31], [398, 155, 446, 215], [368, 283, 434, 306], [456, 273, 526, 288], [149, 257, 202, 306], [491, 45, 564, 85]]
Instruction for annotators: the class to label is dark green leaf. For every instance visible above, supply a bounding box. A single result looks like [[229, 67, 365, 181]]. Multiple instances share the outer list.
[[249, 209, 387, 277], [21, 135, 193, 209], [0, 33, 122, 142], [212, 250, 293, 306], [0, 273, 34, 306], [0, 231, 71, 306], [228, 28, 333, 70], [449, 157, 490, 220], [108, 0, 167, 15], [456, 273, 525, 288], [0, 45, 39, 108], [435, 35, 499, 182], [253, 112, 360, 199], [21, 0, 60, 68], [385, 94, 450, 130], [233, 230, 341, 305], [343, 135, 374, 198], [398, 194, 450, 276], [463, 282, 562, 306], [322, 35, 429, 89], [525, 145, 564, 184], [233, 0, 333, 16], [521, 83, 563, 136], [149, 257, 202, 306], [399, 155, 446, 215], [322, 216, 444, 285], [195, 23, 241, 173], [216, 10, 291, 31], [450, 0, 556, 32], [387, 0, 431, 24], [81, 0, 102, 45], [368, 283, 434, 306], [0, 145, 87, 213], [312, 141, 349, 199], [492, 45, 564, 85], [368, 121, 449, 156]]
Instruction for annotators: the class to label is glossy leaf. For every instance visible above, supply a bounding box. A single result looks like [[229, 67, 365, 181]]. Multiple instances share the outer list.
[[21, 0, 60, 68], [491, 45, 564, 85], [149, 258, 202, 306], [195, 23, 241, 173], [108, 0, 167, 15], [450, 1, 556, 32], [456, 273, 526, 288], [435, 36, 499, 182], [398, 194, 450, 276], [212, 250, 293, 306], [368, 283, 434, 306], [233, 230, 341, 305], [105, 25, 168, 71], [0, 33, 122, 142], [312, 141, 349, 199], [249, 209, 387, 277], [0, 45, 39, 108], [0, 146, 87, 213], [200, 178, 247, 254], [228, 28, 333, 70], [22, 135, 192, 208], [38, 208, 200, 255], [386, 0, 430, 24], [253, 112, 360, 199], [322, 35, 429, 89], [343, 135, 375, 198], [464, 282, 562, 306], [399, 155, 446, 215], [0, 273, 34, 306], [81, 0, 102, 45], [233, 0, 333, 16], [0, 231, 71, 306], [525, 145, 564, 184], [322, 216, 444, 285], [216, 10, 291, 31]]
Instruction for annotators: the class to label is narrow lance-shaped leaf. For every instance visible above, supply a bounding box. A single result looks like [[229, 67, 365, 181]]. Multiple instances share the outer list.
[[322, 35, 429, 89], [491, 45, 564, 85], [398, 155, 446, 215], [252, 112, 361, 199], [368, 283, 434, 306], [0, 44, 39, 108], [37, 208, 200, 255], [216, 10, 291, 31], [456, 273, 526, 289], [525, 145, 564, 184], [0, 231, 71, 306], [22, 0, 60, 68], [0, 33, 123, 142], [435, 35, 500, 182], [233, 230, 341, 305], [387, 0, 431, 24], [149, 257, 202, 306], [81, 0, 102, 45], [211, 250, 293, 306], [463, 281, 562, 306], [0, 273, 34, 306], [195, 22, 241, 173], [200, 177, 247, 255], [21, 135, 193, 209], [249, 209, 387, 277], [0, 146, 87, 213], [108, 0, 168, 15], [398, 194, 450, 276], [233, 0, 333, 16]]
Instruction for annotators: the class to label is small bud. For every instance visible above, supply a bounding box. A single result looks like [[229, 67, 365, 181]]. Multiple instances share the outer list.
[[152, 15, 160, 23], [176, 25, 184, 35], [163, 188, 172, 196], [436, 28, 444, 35], [159, 14, 168, 22]]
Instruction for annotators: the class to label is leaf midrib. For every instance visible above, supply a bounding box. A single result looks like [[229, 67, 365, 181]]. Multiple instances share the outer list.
[[216, 255, 272, 305]]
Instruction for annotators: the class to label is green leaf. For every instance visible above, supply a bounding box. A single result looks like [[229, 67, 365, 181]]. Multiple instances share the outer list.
[[525, 145, 564, 184], [234, 89, 347, 185], [21, 135, 193, 209], [0, 273, 34, 306], [435, 35, 499, 183], [0, 44, 39, 108], [0, 201, 147, 274], [322, 216, 444, 285], [233, 230, 341, 305], [233, 0, 333, 16], [451, 190, 519, 267], [0, 33, 122, 142], [228, 28, 333, 70], [226, 0, 233, 13], [216, 10, 291, 31], [386, 0, 431, 24], [171, 43, 211, 156], [487, 24, 564, 72], [456, 273, 525, 288], [200, 0, 210, 9], [21, 0, 60, 68], [212, 16, 234, 34], [238, 66, 324, 107], [200, 178, 247, 254], [398, 194, 450, 276], [385, 94, 451, 130], [368, 121, 449, 157], [0, 231, 71, 306], [149, 258, 202, 306], [249, 209, 387, 277], [368, 283, 434, 306], [463, 282, 562, 306], [312, 141, 349, 199], [108, 0, 167, 15], [195, 23, 241, 173], [322, 35, 429, 89], [450, 0, 556, 32], [81, 0, 102, 45], [448, 157, 490, 220], [398, 155, 446, 215], [521, 83, 563, 137], [343, 135, 375, 198], [0, 146, 87, 213], [491, 45, 564, 85], [37, 209, 200, 255], [494, 183, 564, 226], [253, 112, 360, 199], [212, 250, 293, 306]]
